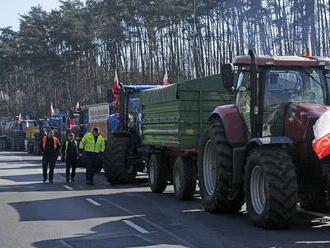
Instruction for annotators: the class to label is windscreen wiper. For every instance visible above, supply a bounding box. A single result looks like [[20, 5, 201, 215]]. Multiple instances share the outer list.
[[302, 69, 324, 88]]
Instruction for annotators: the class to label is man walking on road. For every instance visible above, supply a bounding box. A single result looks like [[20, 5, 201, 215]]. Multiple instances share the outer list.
[[62, 133, 79, 183], [79, 127, 105, 185], [40, 130, 61, 183]]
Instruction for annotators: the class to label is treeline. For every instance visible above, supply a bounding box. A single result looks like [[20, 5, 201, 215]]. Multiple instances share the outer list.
[[0, 0, 329, 116]]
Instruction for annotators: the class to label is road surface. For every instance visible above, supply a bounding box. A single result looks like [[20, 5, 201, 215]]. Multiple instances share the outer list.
[[0, 152, 329, 248]]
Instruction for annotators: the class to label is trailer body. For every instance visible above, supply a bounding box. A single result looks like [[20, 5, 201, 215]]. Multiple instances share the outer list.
[[141, 74, 232, 149]]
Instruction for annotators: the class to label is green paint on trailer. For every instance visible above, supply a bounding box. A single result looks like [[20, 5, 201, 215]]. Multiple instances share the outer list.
[[141, 74, 233, 149]]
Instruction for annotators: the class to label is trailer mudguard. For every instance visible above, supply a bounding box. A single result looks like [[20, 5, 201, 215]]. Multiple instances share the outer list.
[[209, 104, 247, 146]]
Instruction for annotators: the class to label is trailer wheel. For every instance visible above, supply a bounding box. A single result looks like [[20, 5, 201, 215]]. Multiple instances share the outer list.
[[199, 122, 244, 213], [173, 157, 197, 200], [148, 153, 169, 193], [246, 147, 298, 229], [103, 136, 137, 184]]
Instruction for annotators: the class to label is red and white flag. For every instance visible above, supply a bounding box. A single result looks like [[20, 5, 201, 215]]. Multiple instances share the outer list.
[[112, 69, 120, 97], [49, 102, 55, 117], [18, 113, 23, 123], [163, 70, 169, 86], [312, 110, 330, 159]]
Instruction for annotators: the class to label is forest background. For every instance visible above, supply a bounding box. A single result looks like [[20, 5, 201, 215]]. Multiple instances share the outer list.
[[0, 0, 327, 116]]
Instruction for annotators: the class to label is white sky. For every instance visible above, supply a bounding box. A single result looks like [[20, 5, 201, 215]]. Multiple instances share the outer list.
[[0, 0, 61, 30]]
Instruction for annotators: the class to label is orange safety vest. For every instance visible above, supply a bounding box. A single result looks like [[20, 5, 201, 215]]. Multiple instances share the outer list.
[[42, 136, 59, 150]]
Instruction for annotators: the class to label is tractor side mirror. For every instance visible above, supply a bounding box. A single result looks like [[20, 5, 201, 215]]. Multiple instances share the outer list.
[[221, 63, 234, 90], [107, 89, 113, 103]]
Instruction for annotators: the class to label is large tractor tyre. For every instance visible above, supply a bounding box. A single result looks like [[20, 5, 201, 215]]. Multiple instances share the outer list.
[[103, 137, 137, 184], [148, 153, 169, 193], [245, 147, 298, 229], [173, 157, 197, 200], [198, 122, 244, 213]]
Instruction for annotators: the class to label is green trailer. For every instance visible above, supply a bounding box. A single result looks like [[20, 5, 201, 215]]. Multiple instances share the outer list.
[[141, 74, 232, 199]]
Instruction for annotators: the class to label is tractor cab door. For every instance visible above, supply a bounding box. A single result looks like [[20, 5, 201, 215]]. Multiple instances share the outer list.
[[236, 70, 251, 134]]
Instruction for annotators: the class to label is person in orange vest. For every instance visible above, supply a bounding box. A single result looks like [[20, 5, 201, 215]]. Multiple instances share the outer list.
[[40, 130, 61, 183]]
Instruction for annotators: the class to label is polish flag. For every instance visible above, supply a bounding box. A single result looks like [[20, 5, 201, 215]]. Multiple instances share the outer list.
[[312, 110, 330, 159], [49, 102, 55, 117], [112, 69, 120, 97], [163, 70, 169, 85], [18, 113, 23, 123]]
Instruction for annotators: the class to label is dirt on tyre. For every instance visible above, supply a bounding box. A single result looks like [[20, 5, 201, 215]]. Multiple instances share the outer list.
[[198, 122, 244, 213], [173, 157, 197, 200], [148, 153, 169, 193], [245, 147, 298, 229], [103, 136, 137, 184]]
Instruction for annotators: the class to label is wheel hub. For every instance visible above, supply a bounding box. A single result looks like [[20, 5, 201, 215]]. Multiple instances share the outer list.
[[203, 140, 217, 196], [250, 165, 266, 215], [174, 165, 181, 191], [149, 158, 155, 185]]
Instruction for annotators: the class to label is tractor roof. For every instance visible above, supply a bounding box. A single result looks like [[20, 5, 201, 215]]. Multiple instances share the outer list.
[[233, 55, 330, 67]]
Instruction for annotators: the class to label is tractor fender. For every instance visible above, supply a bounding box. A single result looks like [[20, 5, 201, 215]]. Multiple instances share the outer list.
[[209, 104, 247, 146], [246, 136, 293, 154]]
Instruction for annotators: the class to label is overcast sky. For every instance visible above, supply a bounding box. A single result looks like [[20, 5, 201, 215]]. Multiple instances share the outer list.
[[0, 0, 61, 30]]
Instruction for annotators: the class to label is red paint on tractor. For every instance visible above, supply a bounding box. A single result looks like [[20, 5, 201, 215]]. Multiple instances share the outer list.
[[211, 104, 247, 146]]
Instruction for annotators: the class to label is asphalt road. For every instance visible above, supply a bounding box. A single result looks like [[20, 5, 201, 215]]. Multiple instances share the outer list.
[[0, 152, 329, 248]]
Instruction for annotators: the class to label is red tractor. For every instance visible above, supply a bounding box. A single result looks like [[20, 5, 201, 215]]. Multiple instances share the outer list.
[[199, 50, 330, 228]]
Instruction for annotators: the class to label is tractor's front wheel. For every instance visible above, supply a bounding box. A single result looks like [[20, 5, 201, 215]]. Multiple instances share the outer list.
[[245, 147, 298, 229]]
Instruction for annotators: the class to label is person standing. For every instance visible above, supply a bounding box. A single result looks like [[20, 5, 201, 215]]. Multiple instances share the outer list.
[[79, 127, 105, 185], [62, 133, 79, 183], [40, 130, 60, 183]]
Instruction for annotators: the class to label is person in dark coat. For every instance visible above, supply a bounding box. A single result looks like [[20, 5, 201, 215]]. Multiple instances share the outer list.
[[40, 130, 60, 183], [62, 133, 79, 183]]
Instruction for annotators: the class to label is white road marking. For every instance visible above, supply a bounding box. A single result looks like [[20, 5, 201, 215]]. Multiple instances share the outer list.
[[63, 185, 74, 191], [123, 220, 150, 234], [59, 240, 74, 248], [297, 207, 330, 219], [86, 198, 102, 206], [297, 241, 330, 244], [99, 197, 197, 248]]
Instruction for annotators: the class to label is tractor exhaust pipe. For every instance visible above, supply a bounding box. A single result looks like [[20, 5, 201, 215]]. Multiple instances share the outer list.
[[249, 49, 259, 138]]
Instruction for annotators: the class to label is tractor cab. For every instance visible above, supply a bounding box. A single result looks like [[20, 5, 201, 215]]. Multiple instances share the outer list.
[[108, 85, 158, 138], [222, 54, 330, 139]]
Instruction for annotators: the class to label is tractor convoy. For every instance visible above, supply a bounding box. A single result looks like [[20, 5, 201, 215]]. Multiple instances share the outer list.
[[1, 50, 330, 229], [104, 50, 330, 229]]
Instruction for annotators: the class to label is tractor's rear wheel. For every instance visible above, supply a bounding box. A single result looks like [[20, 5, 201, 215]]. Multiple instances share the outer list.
[[148, 153, 169, 193], [173, 157, 197, 200], [245, 147, 298, 229], [198, 122, 244, 213], [103, 136, 137, 184]]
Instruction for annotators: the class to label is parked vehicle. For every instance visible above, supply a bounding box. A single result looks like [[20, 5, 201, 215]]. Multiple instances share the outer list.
[[141, 51, 330, 229], [2, 119, 38, 151], [102, 85, 158, 183]]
